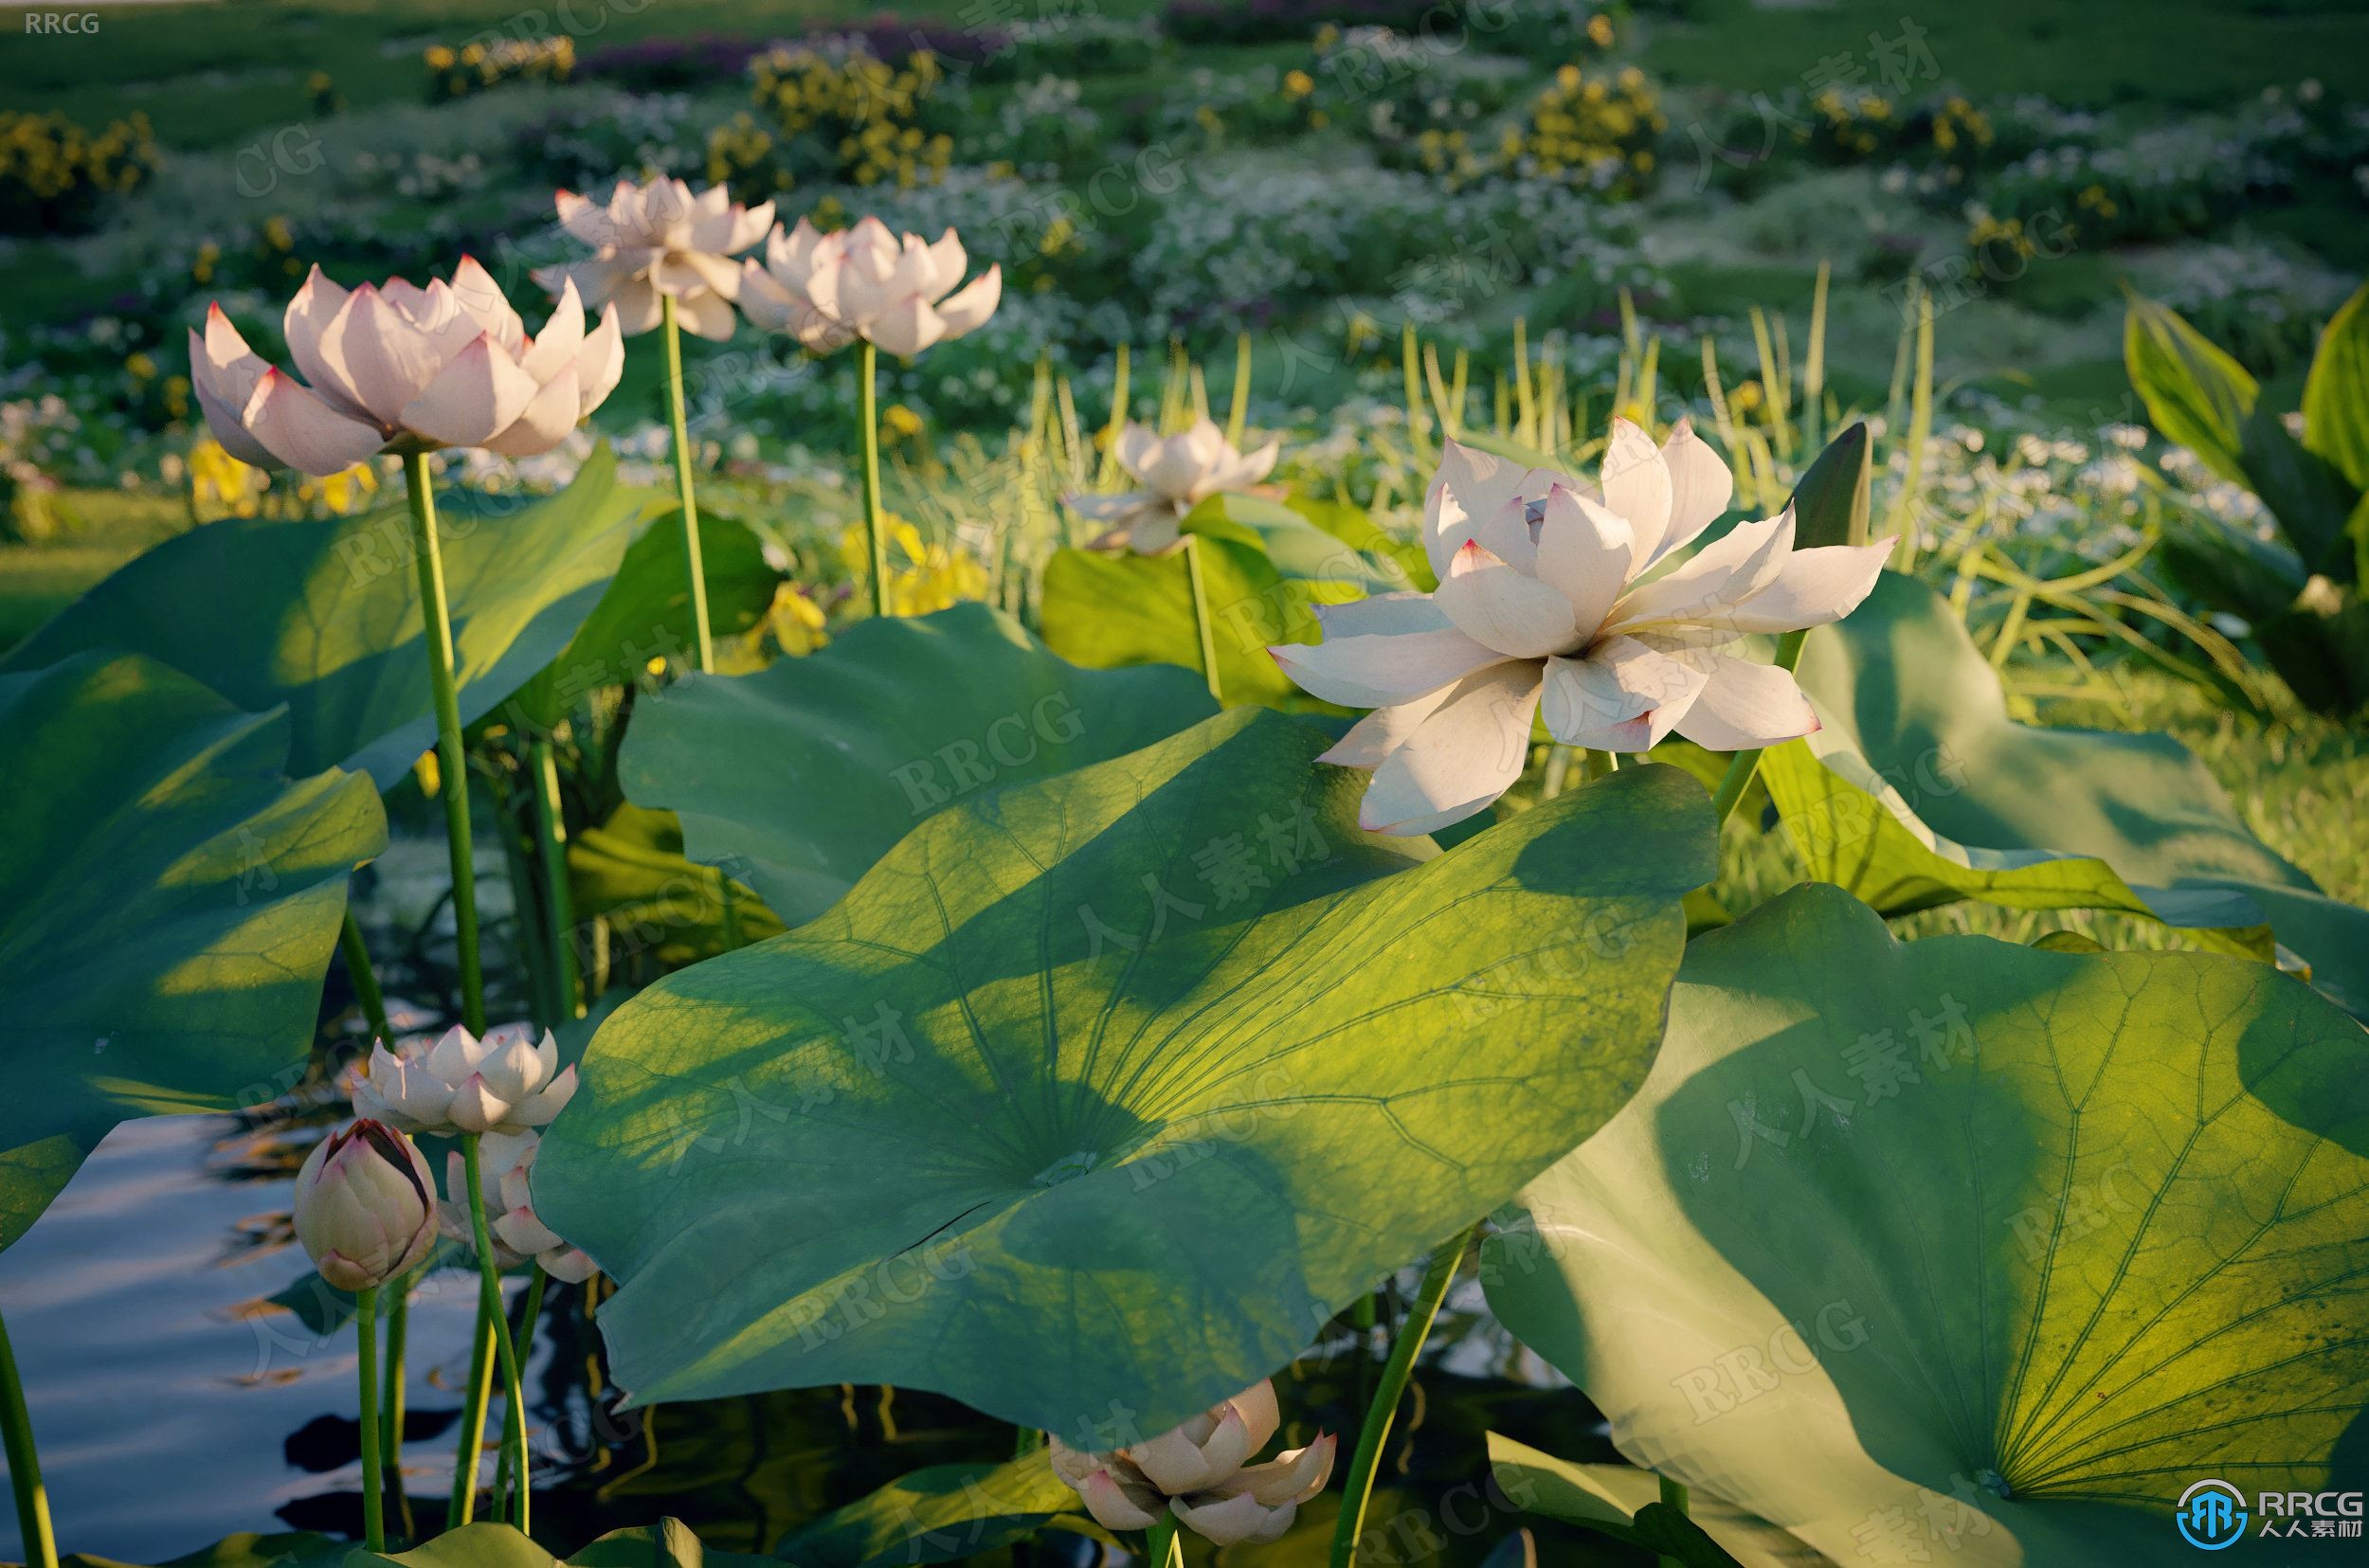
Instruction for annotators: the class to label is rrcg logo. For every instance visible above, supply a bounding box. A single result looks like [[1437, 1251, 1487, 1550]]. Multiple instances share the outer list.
[[2176, 1480, 2247, 1550], [24, 11, 100, 30]]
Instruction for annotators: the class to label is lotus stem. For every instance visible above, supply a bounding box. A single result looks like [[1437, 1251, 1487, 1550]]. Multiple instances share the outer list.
[[1329, 1226, 1469, 1568], [494, 1270, 549, 1514], [1182, 533, 1223, 704], [0, 1306, 57, 1568], [859, 338, 891, 620], [338, 910, 391, 1046], [660, 295, 714, 674], [1656, 1472, 1690, 1568], [1708, 627, 1811, 826], [528, 738, 582, 1022], [401, 452, 486, 1036], [1147, 1515, 1182, 1568], [356, 1286, 384, 1552], [382, 1271, 411, 1533], [460, 1135, 530, 1534], [447, 1307, 495, 1526]]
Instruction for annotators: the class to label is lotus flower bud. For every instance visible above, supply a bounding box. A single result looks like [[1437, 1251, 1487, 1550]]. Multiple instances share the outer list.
[[1067, 418, 1281, 555], [1047, 1379, 1332, 1545], [438, 1129, 594, 1283], [353, 1022, 576, 1137], [292, 1119, 438, 1291]]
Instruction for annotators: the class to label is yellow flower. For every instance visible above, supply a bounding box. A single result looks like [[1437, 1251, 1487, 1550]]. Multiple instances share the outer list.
[[1556, 63, 1582, 92], [1283, 69, 1314, 99], [882, 403, 924, 439]]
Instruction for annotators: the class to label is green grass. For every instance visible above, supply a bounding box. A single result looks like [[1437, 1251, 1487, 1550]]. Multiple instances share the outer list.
[[1637, 0, 2364, 107]]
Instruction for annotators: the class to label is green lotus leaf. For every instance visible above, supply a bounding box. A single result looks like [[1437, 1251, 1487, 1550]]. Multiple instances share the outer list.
[[1484, 1436, 1826, 1567], [0, 652, 386, 1253], [1795, 570, 2369, 1014], [540, 709, 1713, 1434], [345, 1523, 555, 1568], [1758, 727, 2273, 960], [566, 1518, 783, 1566], [2, 448, 649, 786], [780, 1451, 1082, 1566], [499, 509, 782, 735], [1485, 884, 2369, 1566], [618, 603, 1216, 928], [1040, 494, 1405, 709], [44, 1530, 345, 1567]]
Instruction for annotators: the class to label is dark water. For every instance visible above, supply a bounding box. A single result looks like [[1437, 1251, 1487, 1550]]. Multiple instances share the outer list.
[[0, 1101, 1636, 1565]]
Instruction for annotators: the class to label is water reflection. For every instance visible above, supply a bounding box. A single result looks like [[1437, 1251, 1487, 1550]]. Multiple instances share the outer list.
[[0, 1115, 1635, 1564]]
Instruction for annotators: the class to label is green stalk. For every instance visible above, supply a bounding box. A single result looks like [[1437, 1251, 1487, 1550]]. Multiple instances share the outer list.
[[338, 910, 390, 1044], [0, 1307, 58, 1568], [859, 339, 891, 620], [447, 1310, 495, 1526], [1181, 533, 1223, 704], [401, 452, 486, 1036], [461, 1136, 530, 1534], [494, 1271, 550, 1514], [1707, 628, 1811, 826], [660, 295, 714, 673], [356, 1286, 384, 1553], [382, 1272, 410, 1526], [1655, 1473, 1691, 1568], [1147, 1515, 1182, 1568], [527, 739, 581, 1022], [1329, 1228, 1470, 1568]]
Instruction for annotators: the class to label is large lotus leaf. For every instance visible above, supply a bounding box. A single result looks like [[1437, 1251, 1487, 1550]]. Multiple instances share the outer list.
[[1, 447, 648, 786], [1484, 1436, 1817, 1567], [0, 652, 385, 1252], [780, 1451, 1083, 1566], [618, 602, 1217, 927], [565, 1519, 782, 1566], [1040, 495, 1403, 709], [498, 508, 782, 734], [1758, 727, 2273, 961], [49, 1532, 346, 1567], [1796, 570, 2369, 1014], [1485, 884, 2369, 1566], [539, 709, 1714, 1434]]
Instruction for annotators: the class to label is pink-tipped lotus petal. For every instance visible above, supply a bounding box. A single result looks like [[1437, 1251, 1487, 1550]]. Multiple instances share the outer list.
[[1670, 654, 1820, 751], [399, 333, 539, 448], [240, 369, 386, 476]]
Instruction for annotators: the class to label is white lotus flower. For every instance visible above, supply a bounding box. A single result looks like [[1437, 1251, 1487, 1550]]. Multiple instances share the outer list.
[[190, 260, 623, 477], [1048, 1379, 1335, 1547], [353, 1022, 577, 1137], [1271, 420, 1893, 836], [438, 1129, 595, 1283], [292, 1119, 439, 1291], [740, 215, 1001, 358], [1067, 418, 1281, 555], [533, 177, 774, 340]]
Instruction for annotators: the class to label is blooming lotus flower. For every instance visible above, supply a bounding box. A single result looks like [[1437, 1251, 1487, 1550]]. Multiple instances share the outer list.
[[293, 1119, 439, 1291], [534, 177, 774, 340], [1067, 418, 1281, 555], [1270, 420, 1893, 836], [739, 215, 1001, 357], [439, 1129, 594, 1283], [1048, 1379, 1335, 1547], [190, 260, 622, 478], [353, 1022, 577, 1137]]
